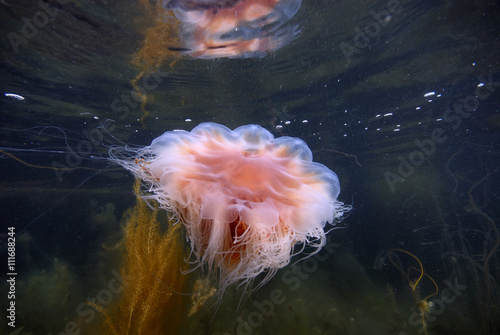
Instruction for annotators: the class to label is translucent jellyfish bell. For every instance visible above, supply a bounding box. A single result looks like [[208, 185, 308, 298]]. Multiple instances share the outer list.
[[109, 122, 349, 291]]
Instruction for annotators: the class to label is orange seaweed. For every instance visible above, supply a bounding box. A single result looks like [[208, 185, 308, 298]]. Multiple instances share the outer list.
[[132, 0, 184, 127], [94, 179, 190, 335]]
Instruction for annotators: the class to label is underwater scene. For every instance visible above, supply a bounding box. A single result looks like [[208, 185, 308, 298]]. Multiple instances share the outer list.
[[0, 1, 499, 334]]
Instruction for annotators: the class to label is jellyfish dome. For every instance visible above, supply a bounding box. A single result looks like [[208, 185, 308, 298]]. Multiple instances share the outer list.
[[110, 122, 347, 290], [162, 0, 302, 58]]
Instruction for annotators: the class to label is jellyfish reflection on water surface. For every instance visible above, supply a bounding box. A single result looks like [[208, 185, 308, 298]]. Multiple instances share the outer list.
[[159, 0, 302, 58]]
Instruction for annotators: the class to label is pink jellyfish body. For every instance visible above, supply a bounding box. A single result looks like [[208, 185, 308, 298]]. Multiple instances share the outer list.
[[110, 123, 348, 290]]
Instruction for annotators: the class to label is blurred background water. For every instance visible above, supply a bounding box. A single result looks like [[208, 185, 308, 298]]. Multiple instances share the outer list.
[[0, 1, 499, 334]]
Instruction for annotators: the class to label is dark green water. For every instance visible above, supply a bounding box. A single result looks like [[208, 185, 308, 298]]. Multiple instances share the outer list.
[[1, 1, 499, 334]]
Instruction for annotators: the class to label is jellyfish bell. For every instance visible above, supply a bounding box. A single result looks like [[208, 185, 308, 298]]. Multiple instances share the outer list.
[[109, 122, 349, 291], [161, 0, 302, 58]]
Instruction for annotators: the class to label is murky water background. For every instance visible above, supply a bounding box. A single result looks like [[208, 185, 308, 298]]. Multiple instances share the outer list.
[[1, 1, 499, 334]]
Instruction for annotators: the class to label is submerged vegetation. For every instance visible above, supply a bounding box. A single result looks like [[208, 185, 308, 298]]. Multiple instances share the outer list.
[[93, 180, 190, 335]]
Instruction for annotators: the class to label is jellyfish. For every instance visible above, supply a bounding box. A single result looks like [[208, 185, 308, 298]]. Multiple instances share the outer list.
[[109, 122, 348, 291], [160, 0, 302, 58]]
